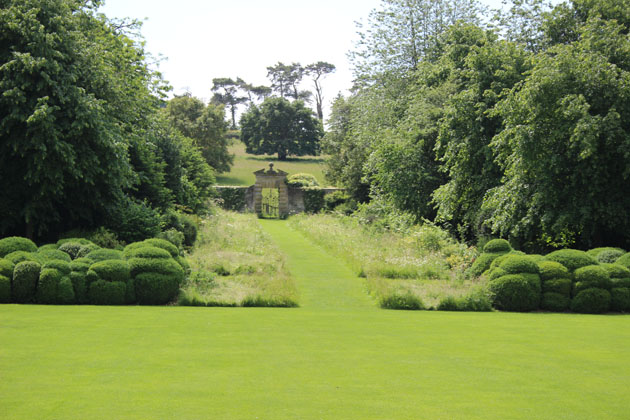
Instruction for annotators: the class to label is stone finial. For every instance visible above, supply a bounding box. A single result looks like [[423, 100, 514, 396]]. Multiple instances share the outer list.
[[269, 163, 274, 172]]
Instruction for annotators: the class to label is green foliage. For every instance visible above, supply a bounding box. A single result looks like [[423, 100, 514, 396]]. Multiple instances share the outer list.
[[12, 261, 40, 303], [545, 249, 597, 272], [57, 238, 95, 246], [497, 255, 539, 275], [379, 290, 425, 310], [70, 259, 93, 273], [157, 229, 185, 251], [587, 247, 625, 258], [538, 261, 570, 281], [610, 287, 630, 312], [541, 292, 570, 312], [142, 238, 179, 258], [240, 97, 323, 160], [38, 244, 59, 252], [614, 253, 630, 269], [0, 237, 37, 257], [0, 275, 10, 303], [241, 295, 298, 308], [88, 280, 126, 305], [483, 239, 512, 254], [542, 278, 572, 297], [106, 198, 161, 243], [436, 289, 492, 312], [126, 246, 171, 260], [128, 258, 184, 280], [70, 271, 88, 304], [86, 227, 122, 250], [596, 249, 626, 264], [470, 253, 502, 277], [42, 260, 71, 276], [37, 249, 72, 263], [76, 244, 102, 259], [303, 188, 325, 213], [57, 277, 75, 304], [574, 265, 612, 294], [57, 242, 83, 260], [88, 260, 130, 283], [37, 268, 61, 304], [487, 274, 539, 312], [286, 173, 320, 188], [0, 258, 15, 279], [134, 272, 180, 305], [86, 249, 124, 262], [571, 288, 611, 314], [218, 188, 247, 211]]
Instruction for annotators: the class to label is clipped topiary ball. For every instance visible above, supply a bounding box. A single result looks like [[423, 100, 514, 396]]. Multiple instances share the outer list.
[[70, 259, 92, 273], [538, 261, 570, 281], [485, 267, 507, 280], [142, 238, 179, 258], [58, 242, 83, 260], [134, 272, 180, 305], [125, 246, 171, 260], [498, 255, 539, 275], [571, 288, 611, 314], [601, 263, 630, 280], [70, 271, 88, 304], [37, 249, 72, 263], [37, 268, 61, 304], [0, 274, 10, 303], [0, 237, 37, 257], [610, 287, 630, 312], [573, 265, 611, 295], [286, 173, 320, 188], [76, 244, 100, 259], [586, 247, 625, 258], [37, 244, 59, 252], [86, 249, 123, 262], [470, 253, 503, 277], [42, 260, 71, 276], [614, 253, 630, 269], [88, 260, 130, 283], [128, 258, 184, 281], [483, 239, 512, 254], [57, 277, 75, 304], [0, 258, 15, 279], [11, 261, 41, 303], [541, 292, 570, 312], [545, 249, 597, 272], [611, 277, 630, 288], [88, 280, 126, 305], [487, 274, 539, 312], [542, 278, 572, 296], [596, 249, 625, 264], [4, 251, 38, 265]]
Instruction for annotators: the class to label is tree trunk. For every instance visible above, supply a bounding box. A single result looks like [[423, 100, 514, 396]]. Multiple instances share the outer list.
[[278, 149, 287, 160]]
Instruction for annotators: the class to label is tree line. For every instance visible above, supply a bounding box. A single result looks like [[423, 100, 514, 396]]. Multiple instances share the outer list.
[[324, 0, 630, 251]]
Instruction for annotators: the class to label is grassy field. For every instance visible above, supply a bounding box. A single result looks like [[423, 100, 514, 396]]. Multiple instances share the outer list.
[[2, 219, 629, 419], [216, 140, 328, 186]]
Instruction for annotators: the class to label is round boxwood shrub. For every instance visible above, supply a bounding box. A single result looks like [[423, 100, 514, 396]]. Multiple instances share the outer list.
[[38, 244, 59, 252], [70, 271, 88, 304], [58, 242, 83, 260], [125, 246, 171, 260], [483, 239, 512, 254], [470, 253, 502, 277], [542, 278, 572, 296], [175, 255, 190, 274], [601, 263, 630, 279], [0, 236, 37, 257], [86, 249, 123, 262], [378, 290, 424, 310], [11, 261, 41, 303], [88, 280, 126, 305], [610, 287, 630, 312], [487, 274, 539, 312], [42, 260, 71, 276], [0, 258, 15, 278], [613, 252, 630, 269], [0, 274, 10, 303], [545, 249, 597, 272], [538, 261, 569, 281], [485, 267, 507, 280], [37, 268, 61, 304], [76, 244, 100, 259], [37, 249, 72, 263], [286, 173, 319, 188], [134, 272, 180, 305], [571, 288, 611, 314], [143, 238, 179, 258], [70, 259, 92, 273], [541, 292, 570, 312], [521, 273, 542, 294], [57, 277, 75, 304], [611, 277, 630, 288], [498, 255, 539, 275], [128, 258, 184, 280], [88, 260, 130, 283], [4, 251, 38, 265], [596, 249, 625, 264], [573, 265, 611, 295], [586, 247, 625, 258]]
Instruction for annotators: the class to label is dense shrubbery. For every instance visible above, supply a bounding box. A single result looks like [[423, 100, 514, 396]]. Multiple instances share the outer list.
[[0, 237, 37, 257], [379, 290, 424, 310], [571, 288, 611, 314], [218, 188, 247, 212], [487, 274, 539, 312], [303, 188, 326, 213]]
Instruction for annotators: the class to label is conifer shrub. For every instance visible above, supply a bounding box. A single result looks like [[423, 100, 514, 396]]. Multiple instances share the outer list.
[[134, 272, 179, 305], [57, 277, 75, 304], [545, 249, 597, 272], [483, 239, 512, 254], [487, 274, 539, 312], [538, 261, 569, 281], [542, 278, 572, 296], [88, 260, 130, 283], [497, 255, 539, 275], [88, 280, 126, 305], [11, 261, 41, 303], [541, 292, 570, 311], [86, 249, 123, 262], [42, 260, 71, 276], [4, 251, 38, 265], [0, 258, 15, 278], [37, 268, 61, 304], [614, 253, 630, 269], [37, 249, 72, 263], [610, 287, 630, 312], [378, 290, 424, 310], [0, 275, 10, 303], [0, 237, 37, 257], [58, 242, 84, 260], [571, 288, 611, 314], [573, 265, 612, 295]]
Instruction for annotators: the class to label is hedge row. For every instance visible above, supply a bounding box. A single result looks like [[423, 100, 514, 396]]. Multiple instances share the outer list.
[[472, 241, 630, 314], [0, 236, 187, 306]]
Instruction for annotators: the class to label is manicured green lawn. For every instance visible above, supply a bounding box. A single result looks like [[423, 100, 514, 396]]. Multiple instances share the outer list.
[[1, 220, 629, 419], [216, 140, 328, 186]]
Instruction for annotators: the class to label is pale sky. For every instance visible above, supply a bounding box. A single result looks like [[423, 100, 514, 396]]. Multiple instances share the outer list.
[[99, 0, 506, 118]]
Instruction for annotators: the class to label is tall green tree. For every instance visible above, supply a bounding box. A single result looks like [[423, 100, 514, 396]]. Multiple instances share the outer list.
[[164, 94, 233, 173], [240, 97, 323, 160], [211, 77, 247, 129], [305, 61, 336, 120]]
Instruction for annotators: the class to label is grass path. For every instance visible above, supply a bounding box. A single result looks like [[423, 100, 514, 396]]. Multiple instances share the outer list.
[[1, 221, 630, 419], [257, 219, 373, 310]]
